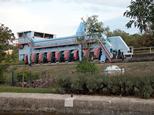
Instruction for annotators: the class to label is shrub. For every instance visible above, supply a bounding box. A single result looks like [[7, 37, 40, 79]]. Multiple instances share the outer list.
[[16, 68, 39, 82], [85, 75, 104, 94], [76, 59, 99, 73], [71, 76, 85, 94], [136, 76, 153, 99], [55, 76, 71, 94], [55, 73, 154, 99], [0, 64, 9, 84]]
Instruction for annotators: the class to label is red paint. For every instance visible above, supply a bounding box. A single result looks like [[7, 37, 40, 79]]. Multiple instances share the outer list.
[[83, 49, 89, 59], [64, 50, 70, 61], [39, 53, 44, 62], [74, 50, 78, 60], [31, 53, 36, 63], [47, 52, 52, 62], [24, 55, 28, 64], [94, 47, 100, 59], [55, 51, 61, 61]]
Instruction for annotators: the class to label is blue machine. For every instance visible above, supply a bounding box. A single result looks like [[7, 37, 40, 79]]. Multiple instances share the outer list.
[[17, 23, 132, 65]]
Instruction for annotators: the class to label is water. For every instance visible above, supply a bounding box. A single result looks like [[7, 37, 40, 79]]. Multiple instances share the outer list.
[[0, 112, 73, 115]]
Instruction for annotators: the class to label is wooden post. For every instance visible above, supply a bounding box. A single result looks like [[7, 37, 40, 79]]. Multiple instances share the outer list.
[[12, 71, 14, 86], [22, 67, 24, 90]]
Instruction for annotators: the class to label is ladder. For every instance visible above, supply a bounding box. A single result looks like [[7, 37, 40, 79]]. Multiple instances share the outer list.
[[97, 38, 114, 63]]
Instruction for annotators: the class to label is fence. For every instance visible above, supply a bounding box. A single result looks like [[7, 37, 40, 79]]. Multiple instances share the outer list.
[[133, 47, 154, 54], [11, 69, 53, 88]]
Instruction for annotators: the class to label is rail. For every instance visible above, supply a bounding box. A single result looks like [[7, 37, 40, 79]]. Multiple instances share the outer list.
[[97, 38, 113, 62], [17, 36, 78, 49], [133, 47, 154, 54]]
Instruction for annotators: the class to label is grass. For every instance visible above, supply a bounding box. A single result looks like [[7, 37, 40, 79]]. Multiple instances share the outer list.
[[3, 61, 154, 86], [1, 61, 154, 95], [0, 85, 54, 93], [4, 62, 154, 78]]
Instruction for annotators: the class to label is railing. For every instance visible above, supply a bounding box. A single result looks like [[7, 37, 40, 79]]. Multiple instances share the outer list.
[[97, 38, 113, 62], [133, 47, 154, 54], [17, 36, 78, 48]]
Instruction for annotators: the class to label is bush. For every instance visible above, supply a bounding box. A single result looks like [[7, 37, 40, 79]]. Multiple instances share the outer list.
[[136, 76, 153, 99], [55, 73, 154, 99], [54, 76, 71, 94], [0, 64, 9, 84], [76, 59, 99, 73], [16, 68, 39, 82]]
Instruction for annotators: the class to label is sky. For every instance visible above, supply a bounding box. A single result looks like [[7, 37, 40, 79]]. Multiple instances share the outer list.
[[0, 0, 140, 38]]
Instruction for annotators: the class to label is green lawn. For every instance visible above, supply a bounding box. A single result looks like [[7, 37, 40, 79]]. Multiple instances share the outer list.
[[0, 85, 54, 93]]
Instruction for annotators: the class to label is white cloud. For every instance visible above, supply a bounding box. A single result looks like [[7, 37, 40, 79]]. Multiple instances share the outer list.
[[1, 0, 31, 2], [0, 0, 138, 38], [1, 0, 131, 7], [0, 2, 58, 37], [70, 0, 130, 7]]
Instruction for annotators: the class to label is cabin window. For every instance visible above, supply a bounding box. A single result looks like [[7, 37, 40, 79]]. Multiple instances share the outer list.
[[19, 33, 24, 37], [44, 34, 53, 39], [34, 32, 43, 38]]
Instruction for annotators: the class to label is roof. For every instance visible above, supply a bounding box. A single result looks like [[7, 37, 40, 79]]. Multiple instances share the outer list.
[[17, 30, 56, 36]]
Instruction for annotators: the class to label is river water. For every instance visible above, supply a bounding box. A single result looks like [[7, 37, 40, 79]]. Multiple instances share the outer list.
[[0, 112, 73, 115]]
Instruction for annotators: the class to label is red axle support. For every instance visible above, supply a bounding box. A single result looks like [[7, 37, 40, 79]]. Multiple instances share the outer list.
[[55, 51, 62, 62], [47, 52, 52, 62], [64, 50, 70, 61], [24, 54, 28, 64], [39, 53, 44, 62], [94, 47, 101, 59], [83, 48, 89, 59]]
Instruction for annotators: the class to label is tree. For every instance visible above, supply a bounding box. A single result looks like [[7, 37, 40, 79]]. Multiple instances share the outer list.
[[76, 15, 109, 59], [11, 50, 17, 62], [76, 15, 108, 73], [124, 0, 154, 34], [0, 23, 15, 84]]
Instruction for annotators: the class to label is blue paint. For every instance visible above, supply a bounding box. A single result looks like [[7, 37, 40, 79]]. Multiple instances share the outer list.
[[50, 53, 54, 62], [100, 52, 106, 63], [58, 51, 62, 62], [97, 48, 101, 59], [42, 53, 46, 62], [68, 51, 71, 61], [35, 54, 38, 63]]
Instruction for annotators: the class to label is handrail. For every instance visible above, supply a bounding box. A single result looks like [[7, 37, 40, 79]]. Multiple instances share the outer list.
[[17, 36, 79, 49], [97, 37, 113, 62], [98, 38, 112, 57]]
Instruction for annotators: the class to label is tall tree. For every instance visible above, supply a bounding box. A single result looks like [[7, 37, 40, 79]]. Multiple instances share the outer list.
[[124, 0, 154, 34], [0, 23, 15, 84], [76, 15, 109, 59], [76, 15, 108, 73]]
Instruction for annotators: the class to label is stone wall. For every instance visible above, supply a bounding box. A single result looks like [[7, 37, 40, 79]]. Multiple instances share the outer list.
[[0, 93, 154, 115]]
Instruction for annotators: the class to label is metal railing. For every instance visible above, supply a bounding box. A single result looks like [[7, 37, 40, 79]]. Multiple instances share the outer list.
[[133, 47, 154, 54], [17, 36, 78, 48], [97, 38, 113, 62]]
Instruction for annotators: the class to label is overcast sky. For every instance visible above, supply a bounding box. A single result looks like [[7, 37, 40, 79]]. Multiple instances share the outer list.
[[0, 0, 139, 38]]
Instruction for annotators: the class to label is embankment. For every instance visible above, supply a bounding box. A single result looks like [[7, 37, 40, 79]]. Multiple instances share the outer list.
[[0, 93, 154, 115]]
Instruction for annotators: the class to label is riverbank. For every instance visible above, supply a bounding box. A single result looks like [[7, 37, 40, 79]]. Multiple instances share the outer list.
[[0, 93, 154, 115]]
